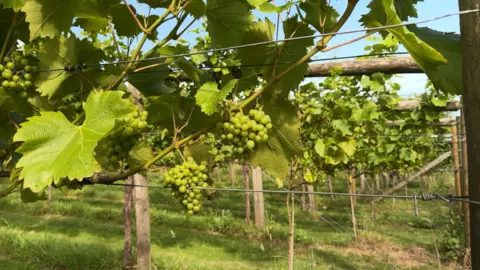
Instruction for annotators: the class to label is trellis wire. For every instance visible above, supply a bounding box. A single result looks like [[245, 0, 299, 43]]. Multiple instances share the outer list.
[[105, 183, 478, 205], [33, 9, 479, 73]]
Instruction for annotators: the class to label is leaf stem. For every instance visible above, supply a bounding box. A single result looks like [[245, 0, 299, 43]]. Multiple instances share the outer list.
[[143, 13, 188, 60], [122, 0, 150, 34], [0, 181, 21, 199], [318, 0, 359, 48], [0, 11, 16, 61]]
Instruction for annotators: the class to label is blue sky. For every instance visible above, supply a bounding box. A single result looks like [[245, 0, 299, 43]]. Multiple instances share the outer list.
[[129, 0, 461, 97]]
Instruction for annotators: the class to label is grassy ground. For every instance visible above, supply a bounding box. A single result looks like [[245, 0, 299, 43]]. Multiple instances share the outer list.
[[0, 169, 464, 269]]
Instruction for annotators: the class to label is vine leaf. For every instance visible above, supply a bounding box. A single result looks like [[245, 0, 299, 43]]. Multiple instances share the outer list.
[[360, 0, 448, 92], [0, 87, 34, 117], [261, 16, 314, 96], [185, 0, 206, 19], [237, 18, 275, 73], [127, 141, 153, 168], [206, 0, 254, 47], [35, 35, 104, 99], [0, 0, 25, 10], [110, 4, 142, 37], [13, 91, 134, 193], [299, 0, 339, 33], [138, 0, 170, 8], [393, 0, 422, 21], [408, 26, 462, 94], [74, 0, 119, 32], [22, 0, 79, 40], [195, 79, 238, 115], [249, 98, 302, 181]]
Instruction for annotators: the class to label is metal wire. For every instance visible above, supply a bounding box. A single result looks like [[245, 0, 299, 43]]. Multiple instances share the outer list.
[[106, 182, 472, 203], [31, 9, 478, 73]]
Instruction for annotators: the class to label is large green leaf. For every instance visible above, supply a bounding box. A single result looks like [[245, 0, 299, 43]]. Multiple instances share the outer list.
[[261, 16, 314, 96], [408, 26, 462, 94], [14, 91, 134, 192], [206, 0, 254, 47], [23, 0, 78, 40], [299, 0, 339, 33], [0, 0, 25, 10], [138, 0, 170, 8], [394, 0, 422, 21], [127, 140, 153, 168], [237, 18, 275, 73], [147, 94, 221, 133], [74, 0, 120, 32], [35, 36, 104, 99], [360, 0, 448, 92], [185, 0, 206, 19], [0, 87, 34, 117], [110, 4, 142, 37], [249, 98, 302, 181], [195, 79, 237, 115], [0, 8, 29, 47]]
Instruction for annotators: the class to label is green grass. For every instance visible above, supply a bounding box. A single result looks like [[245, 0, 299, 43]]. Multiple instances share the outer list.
[[0, 170, 462, 269]]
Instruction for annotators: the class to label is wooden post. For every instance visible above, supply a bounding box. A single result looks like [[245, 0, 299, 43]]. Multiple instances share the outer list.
[[359, 174, 365, 194], [384, 173, 390, 188], [47, 185, 52, 202], [124, 176, 134, 269], [348, 171, 358, 239], [242, 164, 251, 223], [461, 111, 471, 250], [327, 175, 334, 200], [351, 170, 357, 207], [252, 167, 265, 227], [229, 163, 235, 187], [306, 184, 316, 213], [133, 174, 151, 270], [300, 184, 307, 211], [287, 169, 295, 270], [374, 174, 380, 192], [458, 2, 478, 258], [452, 121, 462, 208]]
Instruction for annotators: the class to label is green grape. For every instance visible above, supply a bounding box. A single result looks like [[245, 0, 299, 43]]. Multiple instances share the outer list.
[[246, 140, 255, 149], [24, 65, 33, 72], [6, 62, 14, 69], [2, 70, 12, 79], [2, 80, 10, 88], [0, 64, 4, 72], [3, 57, 10, 63], [19, 91, 28, 99], [12, 75, 20, 82], [20, 59, 29, 66]]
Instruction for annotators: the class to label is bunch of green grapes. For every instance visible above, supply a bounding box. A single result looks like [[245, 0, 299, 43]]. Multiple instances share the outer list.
[[97, 104, 149, 169], [0, 51, 38, 99], [213, 109, 272, 162], [163, 157, 210, 215]]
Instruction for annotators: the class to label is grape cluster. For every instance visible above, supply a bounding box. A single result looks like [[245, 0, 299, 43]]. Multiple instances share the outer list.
[[163, 158, 210, 215], [0, 51, 38, 99], [97, 104, 149, 169], [212, 109, 272, 162]]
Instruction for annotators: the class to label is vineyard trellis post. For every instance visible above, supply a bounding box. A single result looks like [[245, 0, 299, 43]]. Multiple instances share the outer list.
[[252, 167, 265, 227], [460, 111, 471, 250], [458, 0, 478, 260], [451, 122, 462, 209], [123, 176, 134, 269], [242, 163, 251, 223], [133, 174, 151, 270]]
